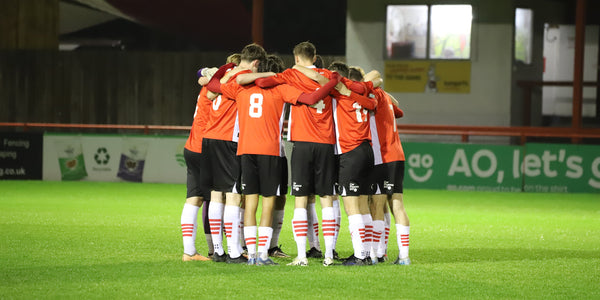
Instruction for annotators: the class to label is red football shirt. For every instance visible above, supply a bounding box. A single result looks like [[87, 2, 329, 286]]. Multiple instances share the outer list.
[[203, 70, 252, 142], [221, 81, 302, 156], [278, 67, 335, 144], [333, 91, 373, 154], [369, 88, 405, 164], [184, 87, 212, 153]]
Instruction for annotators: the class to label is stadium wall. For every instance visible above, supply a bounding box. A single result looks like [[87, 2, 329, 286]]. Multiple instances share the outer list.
[[0, 51, 227, 127], [0, 51, 343, 130], [345, 0, 574, 143]]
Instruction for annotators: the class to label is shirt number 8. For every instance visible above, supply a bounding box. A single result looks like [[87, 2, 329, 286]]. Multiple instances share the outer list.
[[249, 93, 263, 118]]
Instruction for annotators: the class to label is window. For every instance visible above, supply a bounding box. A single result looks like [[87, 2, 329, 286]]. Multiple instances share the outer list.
[[386, 4, 473, 60], [514, 8, 533, 64], [386, 5, 428, 59], [429, 5, 472, 59]]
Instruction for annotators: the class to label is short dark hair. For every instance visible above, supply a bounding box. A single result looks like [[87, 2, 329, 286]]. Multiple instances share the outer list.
[[348, 67, 364, 81], [293, 41, 316, 61], [258, 54, 285, 73], [314, 55, 324, 68], [240, 43, 267, 63], [327, 61, 349, 78]]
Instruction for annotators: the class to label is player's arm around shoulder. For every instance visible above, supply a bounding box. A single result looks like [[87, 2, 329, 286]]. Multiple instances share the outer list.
[[386, 92, 404, 118], [296, 73, 341, 105], [337, 79, 377, 111], [236, 71, 276, 85], [292, 65, 329, 86], [220, 66, 246, 84], [219, 78, 244, 101], [277, 84, 304, 105], [205, 63, 238, 99], [197, 76, 219, 101], [363, 70, 383, 88]]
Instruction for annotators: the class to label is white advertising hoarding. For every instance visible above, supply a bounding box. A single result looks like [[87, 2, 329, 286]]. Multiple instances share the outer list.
[[43, 133, 187, 183]]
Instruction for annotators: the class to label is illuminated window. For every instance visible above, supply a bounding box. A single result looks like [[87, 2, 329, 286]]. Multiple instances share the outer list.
[[514, 8, 533, 64], [429, 5, 472, 59], [386, 5, 428, 59], [386, 4, 473, 60]]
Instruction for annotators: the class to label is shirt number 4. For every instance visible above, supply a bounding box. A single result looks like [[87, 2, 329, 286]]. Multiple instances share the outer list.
[[310, 99, 326, 114]]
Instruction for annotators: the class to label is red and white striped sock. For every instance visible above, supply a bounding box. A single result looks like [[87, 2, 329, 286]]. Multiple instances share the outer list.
[[257, 226, 273, 259], [396, 224, 410, 259], [362, 214, 373, 258], [224, 205, 241, 258], [208, 201, 225, 255], [380, 212, 391, 257], [181, 203, 199, 255], [371, 220, 385, 259], [270, 209, 285, 248], [348, 214, 366, 259], [321, 207, 336, 259], [292, 208, 308, 259], [244, 225, 257, 257], [307, 203, 320, 250]]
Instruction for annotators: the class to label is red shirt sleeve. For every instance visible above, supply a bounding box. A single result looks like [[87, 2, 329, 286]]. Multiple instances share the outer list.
[[297, 74, 340, 105], [344, 79, 366, 95], [205, 63, 236, 93], [220, 80, 241, 100], [256, 74, 286, 88], [277, 84, 303, 105], [350, 92, 377, 110], [393, 104, 404, 118], [363, 81, 374, 94]]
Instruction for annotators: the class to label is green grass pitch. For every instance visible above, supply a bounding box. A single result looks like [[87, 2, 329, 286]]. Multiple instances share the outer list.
[[1, 181, 599, 299]]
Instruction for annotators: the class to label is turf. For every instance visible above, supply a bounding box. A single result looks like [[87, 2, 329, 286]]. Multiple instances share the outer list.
[[1, 181, 598, 299]]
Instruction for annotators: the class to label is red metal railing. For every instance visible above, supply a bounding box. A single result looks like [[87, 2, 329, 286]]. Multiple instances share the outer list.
[[396, 124, 600, 144], [0, 122, 190, 135], [2, 122, 600, 144]]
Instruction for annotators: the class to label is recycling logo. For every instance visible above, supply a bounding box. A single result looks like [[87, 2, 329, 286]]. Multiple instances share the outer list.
[[175, 143, 187, 167], [175, 153, 186, 167], [94, 147, 110, 165]]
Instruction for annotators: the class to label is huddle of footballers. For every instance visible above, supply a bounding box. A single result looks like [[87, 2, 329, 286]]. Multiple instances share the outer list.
[[180, 41, 411, 266]]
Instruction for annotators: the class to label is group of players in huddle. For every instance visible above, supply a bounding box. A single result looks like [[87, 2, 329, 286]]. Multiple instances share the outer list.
[[180, 41, 410, 266]]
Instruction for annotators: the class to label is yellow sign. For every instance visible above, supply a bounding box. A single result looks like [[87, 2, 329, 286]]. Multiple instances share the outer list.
[[384, 60, 471, 93]]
